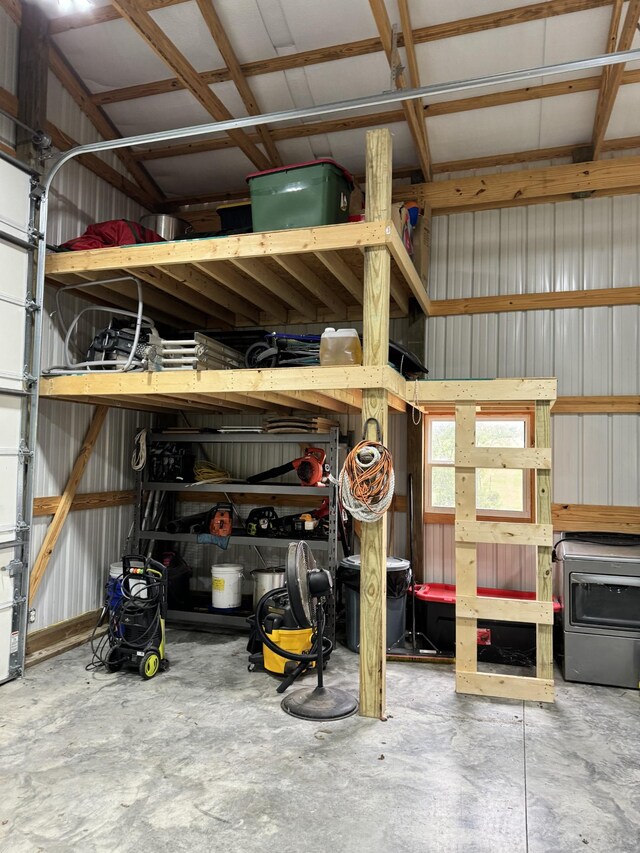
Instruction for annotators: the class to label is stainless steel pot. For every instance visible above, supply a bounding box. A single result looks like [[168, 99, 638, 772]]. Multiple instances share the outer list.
[[140, 214, 193, 241], [252, 567, 285, 609]]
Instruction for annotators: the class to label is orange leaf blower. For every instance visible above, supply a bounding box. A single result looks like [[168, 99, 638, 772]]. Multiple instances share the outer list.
[[247, 447, 329, 487]]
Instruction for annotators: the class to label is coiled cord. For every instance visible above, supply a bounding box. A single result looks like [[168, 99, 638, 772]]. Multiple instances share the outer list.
[[131, 428, 148, 471], [338, 439, 395, 523]]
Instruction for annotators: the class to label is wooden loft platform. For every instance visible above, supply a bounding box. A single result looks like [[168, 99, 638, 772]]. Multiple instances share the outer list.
[[44, 221, 429, 329], [39, 365, 408, 415]]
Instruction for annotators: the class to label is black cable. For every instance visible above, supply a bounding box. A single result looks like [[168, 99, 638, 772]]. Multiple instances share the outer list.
[[254, 587, 332, 663]]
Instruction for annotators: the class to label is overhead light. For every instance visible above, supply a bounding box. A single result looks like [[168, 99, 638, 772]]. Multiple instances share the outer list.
[[56, 0, 94, 12]]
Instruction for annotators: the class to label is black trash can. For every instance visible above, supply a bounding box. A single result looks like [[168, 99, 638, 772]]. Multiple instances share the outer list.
[[339, 555, 411, 652]]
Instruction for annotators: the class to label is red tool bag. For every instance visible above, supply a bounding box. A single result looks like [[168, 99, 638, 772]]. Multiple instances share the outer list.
[[58, 219, 164, 251]]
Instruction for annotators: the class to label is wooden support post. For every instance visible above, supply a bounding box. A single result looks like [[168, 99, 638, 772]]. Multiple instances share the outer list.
[[535, 401, 554, 682], [16, 1, 49, 165], [359, 128, 392, 720], [454, 403, 478, 680], [29, 406, 108, 605]]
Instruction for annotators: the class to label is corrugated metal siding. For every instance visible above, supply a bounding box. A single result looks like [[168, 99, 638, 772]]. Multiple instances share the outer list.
[[425, 194, 640, 589]]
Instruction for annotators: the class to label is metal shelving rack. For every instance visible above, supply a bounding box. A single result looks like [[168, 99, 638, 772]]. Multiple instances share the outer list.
[[133, 428, 345, 634]]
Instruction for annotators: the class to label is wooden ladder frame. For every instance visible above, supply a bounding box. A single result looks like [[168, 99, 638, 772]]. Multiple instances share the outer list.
[[454, 400, 555, 702]]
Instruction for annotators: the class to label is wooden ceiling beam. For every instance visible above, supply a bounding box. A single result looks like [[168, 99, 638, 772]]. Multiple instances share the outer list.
[[48, 0, 191, 34], [48, 44, 163, 206], [89, 0, 614, 106], [403, 155, 640, 214], [195, 0, 281, 167], [368, 0, 432, 181], [0, 84, 154, 208], [133, 68, 640, 165], [591, 0, 640, 159], [0, 0, 20, 26], [110, 0, 270, 171]]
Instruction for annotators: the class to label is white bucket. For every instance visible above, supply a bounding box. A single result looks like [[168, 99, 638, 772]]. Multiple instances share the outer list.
[[211, 564, 244, 609]]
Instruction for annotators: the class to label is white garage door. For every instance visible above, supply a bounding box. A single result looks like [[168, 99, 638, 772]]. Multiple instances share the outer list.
[[0, 153, 38, 684]]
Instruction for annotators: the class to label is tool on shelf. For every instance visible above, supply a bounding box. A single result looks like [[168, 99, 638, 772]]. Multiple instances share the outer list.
[[247, 447, 329, 487]]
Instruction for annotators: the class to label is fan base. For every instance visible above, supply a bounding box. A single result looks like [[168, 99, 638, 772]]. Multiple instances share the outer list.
[[281, 685, 358, 721]]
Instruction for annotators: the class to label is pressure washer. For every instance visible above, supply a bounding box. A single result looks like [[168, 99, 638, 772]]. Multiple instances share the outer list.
[[88, 554, 169, 680]]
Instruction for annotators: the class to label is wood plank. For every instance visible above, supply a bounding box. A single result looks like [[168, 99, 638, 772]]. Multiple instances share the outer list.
[[29, 406, 109, 605], [429, 285, 640, 316], [535, 401, 554, 682], [455, 520, 553, 547], [195, 0, 281, 167], [315, 251, 364, 304], [387, 228, 431, 315], [194, 261, 288, 323], [15, 1, 48, 166], [44, 222, 389, 274], [456, 671, 554, 703], [272, 254, 347, 313], [89, 0, 613, 105], [591, 0, 640, 159], [552, 503, 640, 533], [230, 257, 317, 320], [456, 447, 552, 469], [359, 129, 393, 721], [39, 365, 406, 399], [111, 0, 270, 171], [0, 0, 21, 25], [418, 157, 640, 213], [157, 263, 259, 322], [457, 595, 554, 624], [598, 0, 624, 99], [119, 265, 227, 324], [48, 45, 162, 205], [455, 403, 478, 674], [48, 0, 190, 33], [33, 490, 135, 517], [414, 378, 557, 403], [25, 608, 102, 655], [553, 395, 640, 413], [368, 0, 431, 181]]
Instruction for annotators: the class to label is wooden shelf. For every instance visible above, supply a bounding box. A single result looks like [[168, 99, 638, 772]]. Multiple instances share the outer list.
[[45, 221, 429, 328], [39, 364, 408, 415]]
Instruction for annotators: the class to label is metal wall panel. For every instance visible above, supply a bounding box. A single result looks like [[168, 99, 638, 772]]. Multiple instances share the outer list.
[[425, 195, 640, 589]]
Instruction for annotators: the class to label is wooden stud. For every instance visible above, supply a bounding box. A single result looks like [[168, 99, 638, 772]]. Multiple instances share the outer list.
[[368, 0, 432, 181], [273, 255, 347, 314], [29, 406, 108, 605], [429, 285, 640, 316], [591, 0, 640, 159], [229, 258, 318, 320], [16, 1, 48, 166], [359, 128, 393, 720], [456, 672, 554, 703], [414, 378, 557, 403], [456, 447, 552, 469], [457, 595, 554, 624], [315, 251, 364, 304], [535, 402, 554, 683], [194, 262, 289, 323], [157, 263, 260, 323], [195, 0, 281, 167], [553, 395, 640, 413], [110, 0, 270, 171], [454, 403, 478, 676], [551, 503, 640, 533], [87, 0, 613, 105], [455, 520, 553, 547], [33, 490, 136, 517]]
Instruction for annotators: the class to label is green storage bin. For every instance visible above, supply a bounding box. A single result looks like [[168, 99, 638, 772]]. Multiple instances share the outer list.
[[246, 158, 354, 232]]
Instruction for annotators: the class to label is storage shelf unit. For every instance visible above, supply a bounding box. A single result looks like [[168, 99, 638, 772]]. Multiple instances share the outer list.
[[135, 429, 343, 635]]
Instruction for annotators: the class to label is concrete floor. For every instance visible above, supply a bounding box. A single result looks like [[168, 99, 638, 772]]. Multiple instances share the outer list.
[[1, 630, 638, 853]]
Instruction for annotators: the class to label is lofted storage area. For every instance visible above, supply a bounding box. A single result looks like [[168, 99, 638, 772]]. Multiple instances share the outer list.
[[1, 2, 639, 851]]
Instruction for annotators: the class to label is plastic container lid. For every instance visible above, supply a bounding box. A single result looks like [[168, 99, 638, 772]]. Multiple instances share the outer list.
[[322, 327, 359, 337], [412, 582, 561, 612], [339, 555, 410, 572], [246, 158, 354, 187]]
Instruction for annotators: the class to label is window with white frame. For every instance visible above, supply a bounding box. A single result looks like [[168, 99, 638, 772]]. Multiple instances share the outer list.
[[425, 412, 533, 520]]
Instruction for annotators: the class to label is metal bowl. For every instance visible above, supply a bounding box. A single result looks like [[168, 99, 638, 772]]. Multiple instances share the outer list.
[[140, 214, 193, 241]]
